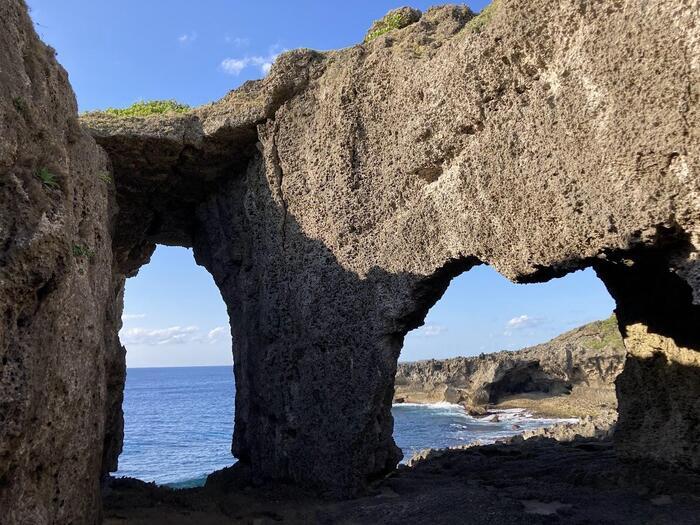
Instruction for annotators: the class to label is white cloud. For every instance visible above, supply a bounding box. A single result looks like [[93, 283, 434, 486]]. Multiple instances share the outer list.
[[224, 36, 250, 47], [417, 324, 447, 337], [120, 325, 200, 346], [207, 326, 227, 343], [220, 46, 285, 76], [507, 314, 533, 328], [122, 313, 146, 322], [504, 314, 544, 335], [178, 32, 197, 45], [221, 57, 248, 75]]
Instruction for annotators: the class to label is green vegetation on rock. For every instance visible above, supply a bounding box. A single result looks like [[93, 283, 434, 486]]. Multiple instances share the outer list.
[[97, 171, 113, 184], [587, 314, 623, 350], [12, 96, 29, 116], [364, 8, 421, 43], [72, 244, 95, 259], [92, 99, 190, 118], [466, 0, 500, 34], [36, 167, 59, 189]]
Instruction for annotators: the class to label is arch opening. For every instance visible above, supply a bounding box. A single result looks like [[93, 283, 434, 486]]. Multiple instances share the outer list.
[[392, 265, 622, 460], [113, 246, 236, 487]]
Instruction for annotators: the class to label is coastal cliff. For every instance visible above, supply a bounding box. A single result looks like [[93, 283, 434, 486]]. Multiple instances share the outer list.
[[395, 316, 625, 417], [1, 0, 699, 521]]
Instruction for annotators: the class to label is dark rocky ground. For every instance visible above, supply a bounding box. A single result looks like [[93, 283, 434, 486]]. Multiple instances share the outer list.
[[103, 436, 700, 524]]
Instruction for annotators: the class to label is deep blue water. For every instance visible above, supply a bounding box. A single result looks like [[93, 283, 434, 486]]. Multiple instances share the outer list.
[[115, 366, 571, 486]]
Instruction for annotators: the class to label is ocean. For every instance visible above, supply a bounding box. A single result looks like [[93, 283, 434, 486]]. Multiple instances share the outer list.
[[114, 366, 571, 487]]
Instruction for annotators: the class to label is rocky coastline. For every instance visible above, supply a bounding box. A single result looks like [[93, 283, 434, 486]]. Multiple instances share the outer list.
[[2, 0, 699, 522], [395, 315, 625, 419]]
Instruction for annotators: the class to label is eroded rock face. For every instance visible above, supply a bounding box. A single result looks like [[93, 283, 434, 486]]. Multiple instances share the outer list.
[[596, 249, 700, 469], [395, 316, 626, 411], [0, 1, 118, 523], [1, 0, 699, 521]]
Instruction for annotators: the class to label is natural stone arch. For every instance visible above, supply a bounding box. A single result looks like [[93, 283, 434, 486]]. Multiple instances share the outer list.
[[86, 1, 699, 494], [1, 0, 698, 522]]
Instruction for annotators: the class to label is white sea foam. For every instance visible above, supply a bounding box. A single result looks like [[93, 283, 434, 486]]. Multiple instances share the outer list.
[[393, 401, 464, 409]]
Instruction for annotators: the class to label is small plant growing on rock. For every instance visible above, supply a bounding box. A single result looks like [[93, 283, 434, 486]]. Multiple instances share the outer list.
[[12, 96, 29, 116], [465, 1, 500, 34], [72, 244, 95, 260], [364, 8, 421, 43], [97, 171, 113, 184], [36, 167, 59, 189], [95, 100, 190, 118]]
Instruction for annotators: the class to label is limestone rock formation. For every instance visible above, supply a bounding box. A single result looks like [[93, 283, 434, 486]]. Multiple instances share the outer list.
[[82, 0, 700, 492], [0, 2, 119, 523], [395, 316, 626, 414], [1, 0, 699, 523]]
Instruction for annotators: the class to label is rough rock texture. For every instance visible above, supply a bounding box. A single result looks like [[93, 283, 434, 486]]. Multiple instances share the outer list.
[[1, 0, 699, 522], [81, 0, 700, 499], [0, 1, 118, 523], [102, 435, 700, 525], [395, 316, 625, 413]]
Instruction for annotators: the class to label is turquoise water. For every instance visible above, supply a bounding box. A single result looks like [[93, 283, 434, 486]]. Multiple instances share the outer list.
[[114, 366, 569, 486]]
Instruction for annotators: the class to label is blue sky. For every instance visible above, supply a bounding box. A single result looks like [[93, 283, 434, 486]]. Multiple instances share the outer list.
[[27, 1, 615, 367]]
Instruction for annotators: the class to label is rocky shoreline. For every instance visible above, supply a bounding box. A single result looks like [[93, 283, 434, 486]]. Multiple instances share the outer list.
[[395, 316, 625, 419], [103, 423, 700, 524], [406, 409, 617, 466]]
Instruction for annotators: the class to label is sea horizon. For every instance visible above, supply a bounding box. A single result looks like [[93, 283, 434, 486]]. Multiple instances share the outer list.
[[116, 366, 575, 487]]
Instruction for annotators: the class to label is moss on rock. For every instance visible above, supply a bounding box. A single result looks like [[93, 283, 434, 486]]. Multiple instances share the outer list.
[[87, 99, 190, 118], [465, 0, 500, 33], [364, 7, 421, 43]]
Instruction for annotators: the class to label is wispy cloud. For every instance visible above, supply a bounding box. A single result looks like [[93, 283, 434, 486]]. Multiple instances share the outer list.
[[178, 31, 197, 45], [504, 314, 544, 335], [120, 326, 200, 346], [220, 45, 285, 76], [119, 324, 231, 346], [260, 61, 273, 75], [207, 326, 227, 343], [221, 57, 248, 75], [224, 35, 250, 47], [416, 324, 447, 337], [507, 315, 534, 328], [122, 313, 146, 322]]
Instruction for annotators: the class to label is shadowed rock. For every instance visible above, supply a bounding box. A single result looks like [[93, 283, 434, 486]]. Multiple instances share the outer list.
[[1, 0, 699, 522]]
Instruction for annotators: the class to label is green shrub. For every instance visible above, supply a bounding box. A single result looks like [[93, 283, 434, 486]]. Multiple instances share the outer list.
[[95, 100, 190, 118], [364, 8, 420, 43], [97, 171, 113, 184], [587, 314, 623, 350], [12, 96, 29, 116], [72, 244, 95, 259], [366, 13, 406, 42], [466, 1, 499, 34], [36, 167, 59, 189]]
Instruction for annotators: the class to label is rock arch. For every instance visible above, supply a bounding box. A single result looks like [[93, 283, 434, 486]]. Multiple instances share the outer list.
[[1, 0, 698, 522]]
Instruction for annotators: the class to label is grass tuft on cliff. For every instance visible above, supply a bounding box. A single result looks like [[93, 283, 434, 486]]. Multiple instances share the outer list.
[[465, 0, 500, 34], [587, 314, 623, 350], [72, 244, 95, 259], [90, 100, 191, 118], [36, 167, 59, 189], [97, 171, 113, 184], [364, 8, 420, 43]]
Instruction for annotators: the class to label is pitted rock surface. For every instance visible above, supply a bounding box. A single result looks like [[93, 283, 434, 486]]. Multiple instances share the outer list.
[[1, 0, 699, 522], [0, 2, 118, 523]]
